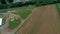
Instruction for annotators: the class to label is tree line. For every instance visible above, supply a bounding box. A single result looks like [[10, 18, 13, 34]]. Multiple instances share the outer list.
[[0, 0, 60, 9], [0, 0, 13, 4]]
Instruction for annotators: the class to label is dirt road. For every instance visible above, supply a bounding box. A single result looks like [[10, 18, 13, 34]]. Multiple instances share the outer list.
[[17, 4, 60, 34]]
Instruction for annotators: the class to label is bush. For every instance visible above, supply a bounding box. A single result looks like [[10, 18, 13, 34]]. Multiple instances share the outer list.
[[0, 4, 7, 9], [8, 2, 24, 8], [25, 0, 35, 5], [35, 0, 58, 7], [35, 0, 44, 6], [57, 0, 60, 3]]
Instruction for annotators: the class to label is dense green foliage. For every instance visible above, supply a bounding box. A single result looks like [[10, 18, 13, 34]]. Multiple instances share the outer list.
[[0, 0, 60, 9], [34, 0, 57, 6], [0, 1, 35, 9], [0, 0, 13, 4], [56, 3, 60, 14], [0, 0, 6, 4], [0, 4, 8, 9]]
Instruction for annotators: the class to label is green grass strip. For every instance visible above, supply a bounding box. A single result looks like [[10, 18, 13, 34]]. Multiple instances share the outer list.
[[56, 3, 60, 14]]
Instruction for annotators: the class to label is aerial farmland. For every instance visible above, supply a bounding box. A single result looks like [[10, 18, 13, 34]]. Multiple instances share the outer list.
[[0, 0, 60, 34]]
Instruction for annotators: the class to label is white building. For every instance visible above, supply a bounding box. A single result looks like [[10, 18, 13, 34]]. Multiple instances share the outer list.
[[0, 18, 2, 26], [13, 0, 21, 3], [13, 0, 30, 3]]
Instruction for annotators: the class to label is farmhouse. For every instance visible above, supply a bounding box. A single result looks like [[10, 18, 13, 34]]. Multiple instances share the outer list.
[[0, 18, 2, 27]]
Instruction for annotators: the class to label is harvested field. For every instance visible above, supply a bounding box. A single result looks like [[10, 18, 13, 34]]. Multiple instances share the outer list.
[[17, 4, 60, 34]]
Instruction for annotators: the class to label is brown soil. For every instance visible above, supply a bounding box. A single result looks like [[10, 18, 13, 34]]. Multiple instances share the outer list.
[[17, 4, 60, 34]]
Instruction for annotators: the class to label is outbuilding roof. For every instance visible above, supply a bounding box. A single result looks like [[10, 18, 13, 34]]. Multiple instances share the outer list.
[[0, 18, 2, 26]]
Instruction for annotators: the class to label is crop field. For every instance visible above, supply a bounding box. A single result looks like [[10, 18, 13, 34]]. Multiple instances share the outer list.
[[16, 4, 60, 34]]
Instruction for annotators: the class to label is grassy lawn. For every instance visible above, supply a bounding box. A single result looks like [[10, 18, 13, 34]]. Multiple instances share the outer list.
[[56, 3, 60, 14], [0, 5, 35, 19], [12, 5, 36, 19], [9, 18, 21, 29], [19, 6, 36, 19], [9, 5, 36, 29], [19, 11, 31, 19]]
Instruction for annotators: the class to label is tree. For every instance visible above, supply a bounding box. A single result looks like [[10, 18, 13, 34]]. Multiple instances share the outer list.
[[8, 0, 13, 3], [57, 0, 60, 3], [0, 0, 6, 4]]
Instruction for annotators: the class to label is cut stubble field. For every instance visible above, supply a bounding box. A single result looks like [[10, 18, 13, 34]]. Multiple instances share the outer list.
[[17, 4, 60, 34]]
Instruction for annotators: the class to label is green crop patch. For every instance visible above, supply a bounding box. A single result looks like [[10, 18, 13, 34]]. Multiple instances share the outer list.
[[19, 11, 32, 19], [19, 6, 36, 19], [9, 18, 21, 29]]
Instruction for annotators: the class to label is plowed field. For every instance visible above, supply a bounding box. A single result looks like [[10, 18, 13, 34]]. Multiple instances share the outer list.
[[17, 4, 60, 34]]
